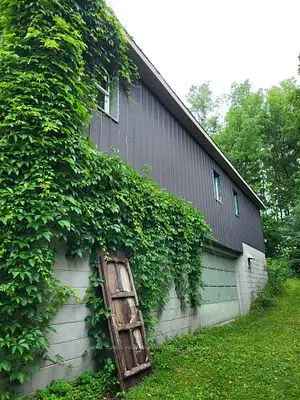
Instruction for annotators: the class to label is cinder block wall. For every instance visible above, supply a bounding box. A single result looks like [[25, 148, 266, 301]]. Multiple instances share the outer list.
[[17, 244, 94, 394], [156, 243, 267, 342], [236, 243, 268, 315], [155, 249, 240, 343]]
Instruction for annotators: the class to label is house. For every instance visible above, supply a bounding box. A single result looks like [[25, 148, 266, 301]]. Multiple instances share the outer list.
[[18, 39, 268, 394]]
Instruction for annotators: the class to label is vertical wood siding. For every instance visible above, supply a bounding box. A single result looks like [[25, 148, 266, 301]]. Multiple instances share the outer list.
[[89, 82, 265, 253]]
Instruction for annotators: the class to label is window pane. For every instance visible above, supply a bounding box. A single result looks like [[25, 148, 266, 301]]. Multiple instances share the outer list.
[[97, 77, 119, 120], [213, 171, 221, 202], [97, 91, 106, 111], [233, 191, 240, 216], [99, 74, 109, 93], [109, 78, 120, 121]]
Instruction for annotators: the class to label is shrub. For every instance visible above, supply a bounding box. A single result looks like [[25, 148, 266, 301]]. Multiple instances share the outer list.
[[16, 361, 118, 400], [267, 258, 290, 295], [252, 258, 290, 310]]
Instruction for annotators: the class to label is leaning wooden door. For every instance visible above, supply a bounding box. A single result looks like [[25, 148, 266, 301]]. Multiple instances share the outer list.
[[97, 254, 151, 388]]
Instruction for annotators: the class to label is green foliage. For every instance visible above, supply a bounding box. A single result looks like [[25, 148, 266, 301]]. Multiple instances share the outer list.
[[0, 0, 209, 389], [283, 200, 300, 275], [186, 82, 223, 134], [213, 79, 300, 257], [267, 259, 290, 294], [264, 80, 300, 217], [252, 258, 290, 311], [262, 214, 285, 258], [214, 80, 267, 197], [85, 250, 112, 361], [85, 171, 210, 359], [17, 360, 118, 400]]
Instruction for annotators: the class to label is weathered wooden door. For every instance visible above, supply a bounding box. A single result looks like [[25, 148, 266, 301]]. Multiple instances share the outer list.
[[97, 254, 151, 388]]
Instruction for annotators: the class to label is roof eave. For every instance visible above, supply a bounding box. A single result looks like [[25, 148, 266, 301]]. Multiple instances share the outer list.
[[128, 38, 266, 210]]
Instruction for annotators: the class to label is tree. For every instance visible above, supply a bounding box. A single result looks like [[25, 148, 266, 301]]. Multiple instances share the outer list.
[[263, 79, 300, 218], [214, 81, 267, 197], [186, 82, 222, 135], [283, 197, 300, 275], [214, 79, 300, 257]]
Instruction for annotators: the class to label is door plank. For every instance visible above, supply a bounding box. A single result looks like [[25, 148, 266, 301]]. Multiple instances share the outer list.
[[97, 252, 151, 388]]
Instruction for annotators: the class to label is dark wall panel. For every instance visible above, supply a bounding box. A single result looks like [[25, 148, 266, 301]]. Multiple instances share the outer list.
[[89, 83, 265, 253]]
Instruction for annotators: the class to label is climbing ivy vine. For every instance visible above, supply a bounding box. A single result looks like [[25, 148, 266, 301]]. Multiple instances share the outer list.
[[0, 0, 210, 389]]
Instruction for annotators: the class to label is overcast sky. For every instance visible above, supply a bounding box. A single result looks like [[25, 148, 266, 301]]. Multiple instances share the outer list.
[[108, 0, 299, 102]]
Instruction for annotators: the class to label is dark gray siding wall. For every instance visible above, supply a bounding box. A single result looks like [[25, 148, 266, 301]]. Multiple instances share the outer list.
[[89, 82, 265, 253]]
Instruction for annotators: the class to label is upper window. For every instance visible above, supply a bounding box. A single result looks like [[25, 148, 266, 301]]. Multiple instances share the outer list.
[[97, 75, 119, 121], [233, 190, 240, 217], [213, 171, 222, 202]]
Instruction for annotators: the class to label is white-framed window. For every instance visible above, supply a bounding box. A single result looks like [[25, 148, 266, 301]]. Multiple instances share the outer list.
[[213, 170, 222, 202], [97, 75, 119, 122], [233, 190, 240, 217]]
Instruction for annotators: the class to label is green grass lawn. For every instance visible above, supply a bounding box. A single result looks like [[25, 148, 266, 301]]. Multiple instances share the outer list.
[[126, 279, 300, 400]]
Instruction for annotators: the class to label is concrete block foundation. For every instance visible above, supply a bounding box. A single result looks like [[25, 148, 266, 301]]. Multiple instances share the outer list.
[[15, 241, 267, 394]]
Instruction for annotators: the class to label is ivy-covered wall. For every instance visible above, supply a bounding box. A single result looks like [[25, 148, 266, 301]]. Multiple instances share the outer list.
[[0, 0, 210, 394]]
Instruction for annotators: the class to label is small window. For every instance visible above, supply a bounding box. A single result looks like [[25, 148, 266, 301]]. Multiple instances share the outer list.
[[97, 75, 119, 121], [213, 171, 222, 202], [233, 190, 240, 216]]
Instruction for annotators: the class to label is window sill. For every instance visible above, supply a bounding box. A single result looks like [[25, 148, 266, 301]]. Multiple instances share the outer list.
[[97, 107, 119, 124]]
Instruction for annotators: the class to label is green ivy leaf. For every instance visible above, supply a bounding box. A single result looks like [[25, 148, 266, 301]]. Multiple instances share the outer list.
[[58, 220, 71, 230], [44, 39, 60, 50]]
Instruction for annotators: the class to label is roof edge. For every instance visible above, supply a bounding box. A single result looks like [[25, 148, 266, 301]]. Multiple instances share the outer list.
[[128, 38, 266, 210]]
